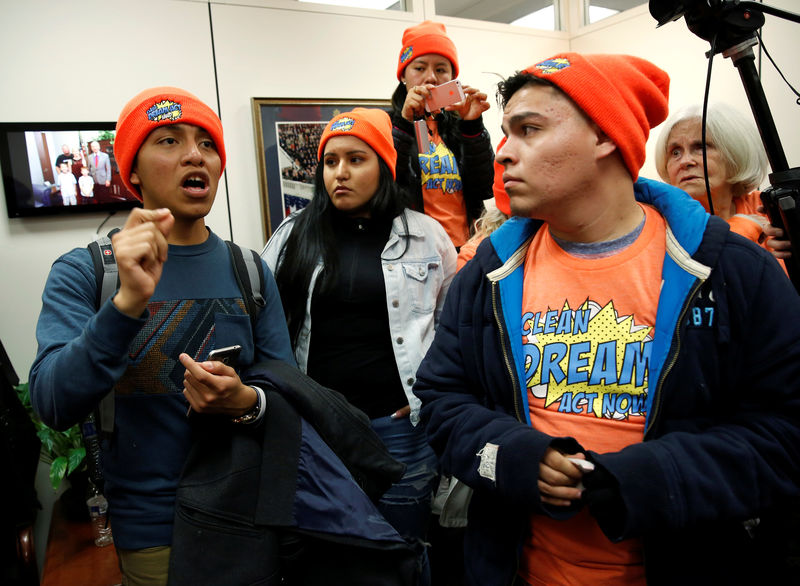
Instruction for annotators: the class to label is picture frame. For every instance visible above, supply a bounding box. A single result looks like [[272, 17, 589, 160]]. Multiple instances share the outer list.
[[252, 98, 391, 240]]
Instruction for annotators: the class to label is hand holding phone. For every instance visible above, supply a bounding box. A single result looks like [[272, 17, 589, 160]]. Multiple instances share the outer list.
[[184, 345, 242, 416], [424, 79, 465, 113], [568, 457, 595, 473], [568, 457, 594, 491]]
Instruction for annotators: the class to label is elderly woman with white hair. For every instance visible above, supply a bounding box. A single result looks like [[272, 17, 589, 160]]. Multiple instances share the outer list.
[[656, 102, 790, 262]]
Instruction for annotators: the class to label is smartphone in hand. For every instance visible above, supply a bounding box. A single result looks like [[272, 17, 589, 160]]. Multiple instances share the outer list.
[[424, 79, 465, 113], [185, 344, 243, 417], [207, 344, 242, 367]]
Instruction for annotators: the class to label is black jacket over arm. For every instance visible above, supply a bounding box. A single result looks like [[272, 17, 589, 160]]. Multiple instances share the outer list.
[[168, 360, 417, 586]]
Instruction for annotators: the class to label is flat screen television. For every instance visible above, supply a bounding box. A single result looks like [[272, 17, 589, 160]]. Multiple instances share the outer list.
[[0, 121, 142, 218]]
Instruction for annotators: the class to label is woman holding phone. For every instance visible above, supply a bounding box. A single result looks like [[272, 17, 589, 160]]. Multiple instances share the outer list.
[[391, 20, 495, 250], [262, 108, 456, 584]]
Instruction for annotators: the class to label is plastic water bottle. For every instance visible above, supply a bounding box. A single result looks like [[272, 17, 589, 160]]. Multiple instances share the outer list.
[[86, 492, 113, 547]]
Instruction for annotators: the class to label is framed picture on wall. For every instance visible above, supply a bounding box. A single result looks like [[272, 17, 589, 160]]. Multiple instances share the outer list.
[[252, 98, 391, 240]]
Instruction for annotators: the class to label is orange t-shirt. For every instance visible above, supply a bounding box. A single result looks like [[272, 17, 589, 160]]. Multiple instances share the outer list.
[[729, 191, 768, 242], [729, 191, 788, 276], [456, 234, 484, 270], [518, 204, 667, 585], [418, 120, 469, 248]]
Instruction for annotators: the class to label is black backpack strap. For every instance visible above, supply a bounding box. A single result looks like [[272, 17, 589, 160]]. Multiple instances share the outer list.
[[226, 241, 265, 332], [87, 228, 121, 435], [88, 228, 121, 309]]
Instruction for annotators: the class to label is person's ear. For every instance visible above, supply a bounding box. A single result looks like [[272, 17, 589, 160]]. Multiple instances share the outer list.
[[130, 158, 141, 186], [593, 124, 617, 159]]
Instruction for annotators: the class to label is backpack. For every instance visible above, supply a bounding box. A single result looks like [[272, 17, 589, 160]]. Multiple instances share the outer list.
[[86, 229, 266, 435]]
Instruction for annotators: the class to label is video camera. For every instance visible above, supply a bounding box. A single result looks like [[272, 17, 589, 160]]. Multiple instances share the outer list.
[[650, 0, 800, 291]]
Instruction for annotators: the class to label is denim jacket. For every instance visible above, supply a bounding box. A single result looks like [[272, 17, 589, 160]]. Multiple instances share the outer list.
[[262, 208, 456, 424]]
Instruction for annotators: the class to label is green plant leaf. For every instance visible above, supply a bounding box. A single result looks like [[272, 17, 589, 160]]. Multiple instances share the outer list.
[[14, 382, 31, 410], [50, 456, 68, 491], [14, 382, 89, 485], [67, 447, 86, 475]]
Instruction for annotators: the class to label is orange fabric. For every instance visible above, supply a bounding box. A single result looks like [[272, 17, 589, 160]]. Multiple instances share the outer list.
[[731, 190, 768, 241], [729, 191, 788, 276], [115, 87, 225, 200], [456, 234, 483, 270], [524, 54, 669, 179], [318, 108, 397, 179], [518, 204, 666, 585], [493, 137, 511, 215], [397, 20, 459, 80], [419, 120, 469, 247]]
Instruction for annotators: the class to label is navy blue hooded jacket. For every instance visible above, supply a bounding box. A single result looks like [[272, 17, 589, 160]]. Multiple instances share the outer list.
[[414, 178, 800, 585]]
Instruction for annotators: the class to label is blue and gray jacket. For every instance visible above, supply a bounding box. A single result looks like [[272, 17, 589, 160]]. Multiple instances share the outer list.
[[414, 178, 800, 585]]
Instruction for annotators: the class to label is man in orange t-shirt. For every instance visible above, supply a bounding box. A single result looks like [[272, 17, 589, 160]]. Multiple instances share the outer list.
[[414, 52, 800, 586]]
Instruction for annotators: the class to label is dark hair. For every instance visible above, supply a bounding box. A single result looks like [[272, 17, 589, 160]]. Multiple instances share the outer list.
[[391, 82, 462, 149], [496, 72, 557, 109], [274, 157, 411, 347]]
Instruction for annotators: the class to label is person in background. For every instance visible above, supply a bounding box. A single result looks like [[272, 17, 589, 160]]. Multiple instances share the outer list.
[[655, 102, 790, 264], [414, 53, 800, 585], [391, 20, 494, 250], [55, 161, 77, 206], [263, 107, 456, 585], [30, 87, 295, 585], [55, 144, 74, 173], [87, 139, 112, 202], [71, 144, 86, 181], [78, 165, 95, 204], [456, 138, 511, 270]]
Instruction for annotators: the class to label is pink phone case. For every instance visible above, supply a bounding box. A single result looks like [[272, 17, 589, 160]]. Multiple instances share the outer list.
[[424, 80, 465, 113]]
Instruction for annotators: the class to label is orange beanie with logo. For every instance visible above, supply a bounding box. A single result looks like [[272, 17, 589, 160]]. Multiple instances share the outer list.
[[523, 53, 669, 179], [114, 87, 225, 199], [317, 108, 397, 179], [397, 20, 459, 81]]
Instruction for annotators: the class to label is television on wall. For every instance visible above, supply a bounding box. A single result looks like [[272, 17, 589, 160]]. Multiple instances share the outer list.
[[0, 121, 142, 218]]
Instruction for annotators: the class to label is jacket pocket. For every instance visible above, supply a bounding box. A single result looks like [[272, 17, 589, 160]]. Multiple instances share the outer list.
[[214, 313, 255, 367], [169, 500, 281, 585], [402, 261, 442, 314]]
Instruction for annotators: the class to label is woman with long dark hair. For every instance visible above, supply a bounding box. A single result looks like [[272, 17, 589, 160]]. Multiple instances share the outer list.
[[391, 20, 495, 250], [262, 108, 456, 583]]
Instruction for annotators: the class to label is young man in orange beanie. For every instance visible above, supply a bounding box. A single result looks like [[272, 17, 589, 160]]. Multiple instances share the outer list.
[[414, 53, 800, 584], [29, 87, 294, 584]]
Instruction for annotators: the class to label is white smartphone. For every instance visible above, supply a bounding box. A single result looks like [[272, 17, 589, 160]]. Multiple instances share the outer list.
[[568, 457, 595, 473]]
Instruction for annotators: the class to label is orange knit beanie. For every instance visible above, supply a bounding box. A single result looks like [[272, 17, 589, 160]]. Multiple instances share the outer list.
[[317, 108, 397, 179], [397, 20, 459, 81], [114, 87, 226, 200], [523, 53, 669, 179], [492, 137, 511, 216]]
